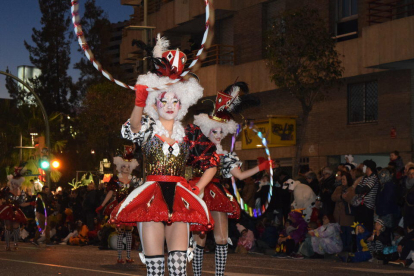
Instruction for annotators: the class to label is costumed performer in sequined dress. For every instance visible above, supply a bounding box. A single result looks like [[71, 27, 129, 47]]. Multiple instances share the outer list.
[[191, 82, 272, 276], [0, 166, 35, 251], [95, 146, 138, 263], [111, 35, 219, 276]]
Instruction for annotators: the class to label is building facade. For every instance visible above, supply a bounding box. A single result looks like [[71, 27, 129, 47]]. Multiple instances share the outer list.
[[119, 0, 414, 172]]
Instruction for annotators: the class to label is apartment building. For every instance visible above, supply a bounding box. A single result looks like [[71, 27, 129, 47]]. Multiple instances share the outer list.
[[119, 0, 414, 172], [107, 21, 135, 83]]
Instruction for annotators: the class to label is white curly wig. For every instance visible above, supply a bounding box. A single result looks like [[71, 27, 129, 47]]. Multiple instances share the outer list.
[[8, 175, 24, 189], [137, 72, 204, 121], [194, 113, 238, 139], [113, 157, 139, 173]]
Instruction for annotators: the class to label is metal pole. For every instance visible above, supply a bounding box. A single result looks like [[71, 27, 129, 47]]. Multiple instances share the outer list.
[[19, 133, 23, 162], [143, 0, 148, 73], [0, 70, 51, 187]]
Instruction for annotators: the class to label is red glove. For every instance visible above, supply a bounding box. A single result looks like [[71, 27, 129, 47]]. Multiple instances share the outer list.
[[258, 157, 274, 171], [29, 201, 36, 206], [95, 205, 103, 214], [191, 186, 200, 195], [135, 84, 149, 107]]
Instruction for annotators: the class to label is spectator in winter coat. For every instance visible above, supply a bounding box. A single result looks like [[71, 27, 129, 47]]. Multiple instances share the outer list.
[[376, 168, 399, 229], [319, 167, 336, 217], [390, 150, 404, 179], [403, 168, 414, 229], [354, 160, 379, 233], [331, 172, 355, 252], [82, 182, 99, 231], [305, 171, 320, 196]]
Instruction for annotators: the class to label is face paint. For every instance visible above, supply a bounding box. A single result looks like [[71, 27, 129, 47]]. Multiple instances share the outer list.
[[208, 127, 224, 145], [120, 164, 131, 174], [363, 165, 367, 174], [156, 91, 180, 120]]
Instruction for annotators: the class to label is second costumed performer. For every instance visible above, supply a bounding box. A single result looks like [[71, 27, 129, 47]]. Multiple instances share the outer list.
[[111, 35, 219, 276], [96, 146, 139, 263], [191, 82, 272, 276]]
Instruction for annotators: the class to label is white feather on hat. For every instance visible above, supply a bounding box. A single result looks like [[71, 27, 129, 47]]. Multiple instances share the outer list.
[[153, 33, 170, 58]]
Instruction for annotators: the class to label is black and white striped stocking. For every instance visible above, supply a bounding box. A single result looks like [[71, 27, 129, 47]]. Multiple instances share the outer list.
[[192, 245, 204, 276], [145, 255, 165, 276], [13, 228, 19, 246], [125, 230, 132, 259], [215, 244, 228, 276], [4, 229, 11, 248], [167, 251, 187, 276], [117, 230, 125, 260]]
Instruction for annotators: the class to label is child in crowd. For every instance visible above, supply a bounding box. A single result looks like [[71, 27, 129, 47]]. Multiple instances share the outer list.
[[367, 219, 391, 262], [310, 215, 343, 258], [274, 211, 308, 258], [309, 200, 321, 226], [235, 224, 255, 254], [298, 221, 318, 258], [274, 219, 295, 256], [68, 220, 89, 246], [343, 223, 372, 263], [389, 224, 414, 268]]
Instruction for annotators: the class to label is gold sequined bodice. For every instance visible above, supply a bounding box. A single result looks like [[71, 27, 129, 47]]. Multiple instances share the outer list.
[[192, 155, 224, 178], [143, 135, 190, 177]]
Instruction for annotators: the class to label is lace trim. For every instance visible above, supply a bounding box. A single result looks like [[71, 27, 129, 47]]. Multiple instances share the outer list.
[[153, 120, 185, 143]]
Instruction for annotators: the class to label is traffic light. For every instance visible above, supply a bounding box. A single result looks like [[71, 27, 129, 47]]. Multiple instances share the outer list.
[[40, 160, 50, 170], [52, 160, 60, 169]]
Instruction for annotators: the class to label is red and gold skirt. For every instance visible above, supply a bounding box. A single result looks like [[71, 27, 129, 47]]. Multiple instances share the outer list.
[[192, 177, 240, 220], [111, 175, 213, 230], [0, 203, 28, 223], [103, 199, 118, 217]]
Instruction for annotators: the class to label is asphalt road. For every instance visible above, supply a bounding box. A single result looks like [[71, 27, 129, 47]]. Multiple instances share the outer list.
[[0, 243, 412, 276]]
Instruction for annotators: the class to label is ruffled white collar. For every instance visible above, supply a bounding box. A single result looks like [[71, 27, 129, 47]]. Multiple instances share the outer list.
[[215, 144, 228, 155], [153, 119, 185, 143]]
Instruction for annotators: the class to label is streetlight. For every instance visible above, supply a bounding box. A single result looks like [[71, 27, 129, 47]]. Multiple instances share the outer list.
[[0, 70, 51, 187], [52, 160, 60, 169]]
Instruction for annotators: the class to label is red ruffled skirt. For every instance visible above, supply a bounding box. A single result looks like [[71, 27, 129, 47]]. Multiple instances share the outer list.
[[111, 176, 213, 230], [193, 177, 240, 220], [0, 204, 28, 223], [103, 199, 118, 217]]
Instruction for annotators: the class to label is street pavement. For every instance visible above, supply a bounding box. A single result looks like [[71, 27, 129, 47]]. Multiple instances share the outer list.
[[0, 243, 412, 275]]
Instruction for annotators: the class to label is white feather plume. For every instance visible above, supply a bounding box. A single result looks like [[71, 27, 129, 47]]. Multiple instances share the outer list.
[[153, 33, 170, 58]]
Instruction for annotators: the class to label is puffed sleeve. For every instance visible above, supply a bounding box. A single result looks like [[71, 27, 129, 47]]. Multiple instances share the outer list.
[[185, 124, 219, 171], [17, 190, 27, 205], [221, 152, 242, 178], [121, 115, 155, 147], [106, 177, 120, 193]]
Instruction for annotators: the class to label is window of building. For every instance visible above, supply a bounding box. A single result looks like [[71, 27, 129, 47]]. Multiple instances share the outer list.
[[348, 81, 378, 124], [335, 0, 358, 42]]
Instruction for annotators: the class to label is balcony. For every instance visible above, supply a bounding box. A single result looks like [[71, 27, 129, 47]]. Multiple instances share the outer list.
[[186, 44, 235, 67], [368, 0, 414, 25], [133, 0, 174, 22]]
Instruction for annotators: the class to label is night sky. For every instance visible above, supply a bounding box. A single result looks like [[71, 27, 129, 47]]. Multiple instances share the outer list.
[[0, 1, 133, 99]]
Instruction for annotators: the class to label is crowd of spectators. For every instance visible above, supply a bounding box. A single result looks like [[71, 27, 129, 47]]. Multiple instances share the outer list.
[[1, 179, 138, 250], [225, 151, 414, 269]]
